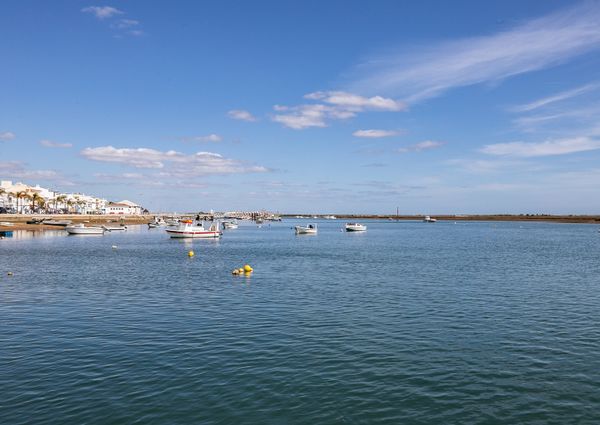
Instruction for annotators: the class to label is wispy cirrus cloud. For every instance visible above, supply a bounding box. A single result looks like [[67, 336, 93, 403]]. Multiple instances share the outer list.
[[353, 129, 400, 138], [349, 3, 600, 103], [82, 6, 144, 36], [511, 82, 600, 112], [112, 19, 139, 29], [0, 131, 16, 141], [81, 6, 123, 19], [481, 136, 600, 157], [40, 139, 73, 149], [180, 134, 222, 143], [397, 140, 445, 153], [80, 146, 269, 177], [227, 109, 257, 122], [272, 91, 404, 130], [447, 158, 531, 174], [0, 161, 73, 185]]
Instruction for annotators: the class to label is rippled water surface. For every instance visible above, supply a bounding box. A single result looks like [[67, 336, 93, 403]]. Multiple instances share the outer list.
[[2, 220, 600, 424]]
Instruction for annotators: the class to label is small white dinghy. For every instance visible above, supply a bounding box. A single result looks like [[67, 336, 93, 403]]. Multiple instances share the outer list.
[[165, 220, 222, 238], [423, 215, 437, 223], [345, 223, 367, 232], [295, 223, 317, 234], [103, 225, 127, 231], [222, 220, 239, 230], [66, 223, 105, 235]]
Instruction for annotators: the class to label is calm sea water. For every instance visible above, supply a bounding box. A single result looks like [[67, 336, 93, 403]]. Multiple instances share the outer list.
[[1, 220, 600, 424]]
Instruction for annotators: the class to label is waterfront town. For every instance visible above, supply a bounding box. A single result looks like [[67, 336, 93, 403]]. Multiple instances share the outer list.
[[0, 180, 144, 215]]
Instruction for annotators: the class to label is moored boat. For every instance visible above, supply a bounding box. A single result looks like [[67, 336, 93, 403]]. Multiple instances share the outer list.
[[295, 223, 317, 234], [345, 223, 367, 232], [103, 225, 127, 231], [222, 220, 238, 230], [44, 219, 72, 227], [165, 220, 222, 238], [423, 216, 437, 223], [65, 224, 105, 235]]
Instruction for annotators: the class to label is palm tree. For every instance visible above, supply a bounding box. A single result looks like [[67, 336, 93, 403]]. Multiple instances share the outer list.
[[55, 195, 67, 212], [66, 199, 75, 213], [38, 197, 46, 213], [31, 193, 43, 213], [20, 193, 32, 214], [15, 191, 26, 214]]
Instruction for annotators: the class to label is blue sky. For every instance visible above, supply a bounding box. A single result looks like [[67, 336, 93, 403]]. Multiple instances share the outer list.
[[2, 0, 600, 214]]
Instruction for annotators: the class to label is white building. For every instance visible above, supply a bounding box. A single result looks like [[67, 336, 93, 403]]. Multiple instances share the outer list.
[[102, 200, 143, 215], [0, 179, 119, 215]]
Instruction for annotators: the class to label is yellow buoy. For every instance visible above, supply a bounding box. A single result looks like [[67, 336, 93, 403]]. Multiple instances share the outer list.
[[244, 264, 253, 272], [238, 268, 244, 273], [188, 250, 195, 257]]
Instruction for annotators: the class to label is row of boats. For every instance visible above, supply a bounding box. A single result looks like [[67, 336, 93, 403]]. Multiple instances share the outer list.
[[294, 222, 367, 234]]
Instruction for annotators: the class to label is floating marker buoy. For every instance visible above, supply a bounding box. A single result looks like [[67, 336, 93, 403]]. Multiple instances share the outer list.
[[112, 245, 118, 250], [244, 264, 253, 272], [232, 269, 240, 275], [7, 272, 13, 276], [238, 267, 244, 273], [188, 250, 195, 257]]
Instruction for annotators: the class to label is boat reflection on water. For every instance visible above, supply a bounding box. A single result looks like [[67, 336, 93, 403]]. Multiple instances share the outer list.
[[0, 229, 66, 240]]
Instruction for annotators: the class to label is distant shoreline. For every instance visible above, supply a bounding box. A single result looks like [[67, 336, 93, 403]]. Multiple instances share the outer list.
[[282, 214, 600, 224], [2, 213, 600, 232]]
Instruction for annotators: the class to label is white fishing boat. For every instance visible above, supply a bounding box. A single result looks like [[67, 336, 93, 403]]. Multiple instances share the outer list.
[[165, 218, 180, 226], [103, 225, 127, 231], [345, 223, 367, 232], [44, 219, 72, 227], [295, 223, 317, 234], [148, 217, 167, 228], [222, 220, 238, 230], [423, 215, 437, 223], [165, 220, 222, 238], [65, 224, 105, 235]]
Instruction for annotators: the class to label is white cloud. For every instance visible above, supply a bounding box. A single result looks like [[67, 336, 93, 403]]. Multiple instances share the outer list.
[[273, 91, 404, 130], [0, 161, 64, 181], [353, 129, 399, 138], [480, 136, 600, 157], [272, 104, 330, 129], [0, 131, 16, 141], [350, 3, 600, 103], [181, 134, 222, 143], [227, 109, 257, 122], [447, 158, 531, 174], [81, 6, 123, 19], [80, 146, 268, 176], [511, 82, 600, 112], [40, 140, 73, 149], [304, 91, 405, 111], [397, 140, 445, 153], [113, 19, 139, 29]]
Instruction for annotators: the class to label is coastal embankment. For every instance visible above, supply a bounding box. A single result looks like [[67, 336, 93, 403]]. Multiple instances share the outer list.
[[0, 214, 153, 231]]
